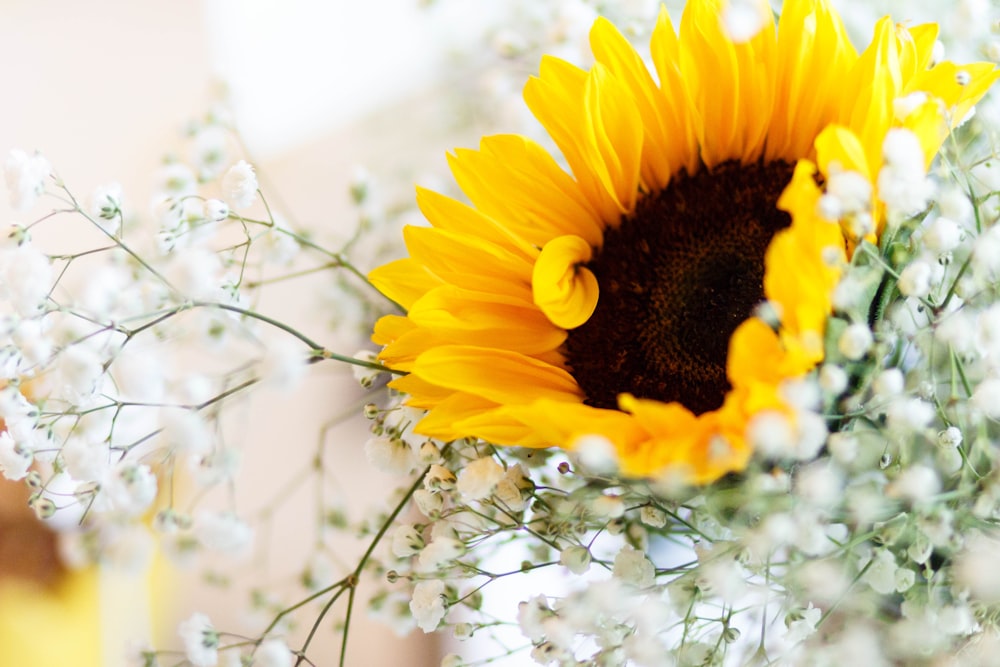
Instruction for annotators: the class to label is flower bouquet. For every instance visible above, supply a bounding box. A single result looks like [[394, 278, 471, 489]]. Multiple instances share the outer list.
[[1, 0, 1000, 666]]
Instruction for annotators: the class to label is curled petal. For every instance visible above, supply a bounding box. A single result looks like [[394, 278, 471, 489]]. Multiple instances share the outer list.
[[532, 235, 599, 329]]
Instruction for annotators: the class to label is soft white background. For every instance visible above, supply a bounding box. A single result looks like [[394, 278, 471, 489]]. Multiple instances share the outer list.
[[0, 0, 509, 664]]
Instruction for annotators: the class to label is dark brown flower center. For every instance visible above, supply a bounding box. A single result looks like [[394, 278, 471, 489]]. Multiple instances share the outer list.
[[564, 160, 795, 415]]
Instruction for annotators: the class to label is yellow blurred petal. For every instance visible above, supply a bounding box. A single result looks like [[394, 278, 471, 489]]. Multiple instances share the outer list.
[[388, 373, 455, 408], [415, 393, 503, 442], [0, 570, 101, 666], [814, 124, 872, 180], [372, 314, 413, 347], [532, 235, 599, 330]]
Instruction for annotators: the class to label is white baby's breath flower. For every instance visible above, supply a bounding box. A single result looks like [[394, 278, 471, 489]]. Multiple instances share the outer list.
[[5, 149, 51, 211], [221, 159, 258, 210], [410, 580, 447, 633], [255, 638, 293, 667], [103, 463, 158, 516], [417, 535, 464, 571], [0, 238, 52, 317], [364, 436, 415, 474], [722, 0, 768, 41], [351, 350, 383, 388], [89, 182, 124, 233], [559, 545, 592, 574], [612, 544, 655, 589], [391, 524, 424, 558], [864, 548, 899, 595], [924, 216, 963, 254], [0, 430, 31, 481], [838, 323, 873, 360], [192, 511, 253, 556], [258, 337, 306, 390], [178, 612, 219, 667], [203, 198, 229, 222], [456, 456, 504, 500], [898, 259, 934, 298]]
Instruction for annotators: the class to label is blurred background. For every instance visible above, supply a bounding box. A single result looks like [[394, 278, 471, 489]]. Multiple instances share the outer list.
[[0, 0, 524, 664]]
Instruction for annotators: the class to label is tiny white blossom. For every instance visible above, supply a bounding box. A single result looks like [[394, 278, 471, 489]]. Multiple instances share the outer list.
[[937, 426, 963, 449], [819, 364, 848, 395], [203, 198, 229, 222], [221, 160, 258, 210], [60, 437, 110, 483], [612, 544, 655, 589], [838, 323, 873, 360], [878, 129, 934, 215], [924, 216, 963, 254], [640, 505, 667, 528], [588, 493, 625, 519], [898, 259, 934, 298], [864, 548, 898, 595], [255, 638, 292, 667], [156, 163, 197, 198], [391, 524, 424, 558], [103, 463, 158, 516], [417, 536, 464, 571], [410, 580, 447, 632], [413, 488, 444, 518], [573, 433, 618, 473], [886, 464, 941, 504], [351, 350, 383, 388], [785, 604, 822, 645], [178, 612, 219, 667], [873, 368, 905, 399], [973, 378, 1000, 419], [4, 149, 51, 211], [192, 511, 253, 556], [559, 545, 592, 574], [258, 337, 306, 390], [0, 430, 31, 480], [456, 456, 504, 500], [365, 436, 415, 474], [89, 182, 123, 234], [517, 596, 552, 644], [0, 239, 52, 316], [722, 0, 768, 42]]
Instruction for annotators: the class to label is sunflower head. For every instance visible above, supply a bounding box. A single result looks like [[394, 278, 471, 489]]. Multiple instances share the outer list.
[[370, 0, 999, 484]]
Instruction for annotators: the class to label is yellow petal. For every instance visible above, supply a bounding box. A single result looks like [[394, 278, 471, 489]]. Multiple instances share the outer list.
[[409, 285, 566, 356], [416, 186, 538, 261], [590, 16, 675, 190], [532, 235, 599, 330], [403, 225, 534, 300], [411, 345, 582, 406], [814, 124, 872, 180], [367, 257, 443, 311], [766, 0, 857, 161], [446, 135, 604, 248], [649, 5, 700, 176], [679, 0, 776, 167]]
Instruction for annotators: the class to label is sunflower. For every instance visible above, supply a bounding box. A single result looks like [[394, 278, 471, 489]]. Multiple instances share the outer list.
[[370, 0, 998, 484]]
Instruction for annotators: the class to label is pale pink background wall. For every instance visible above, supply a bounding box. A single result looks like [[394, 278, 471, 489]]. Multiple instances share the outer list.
[[0, 0, 493, 664]]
